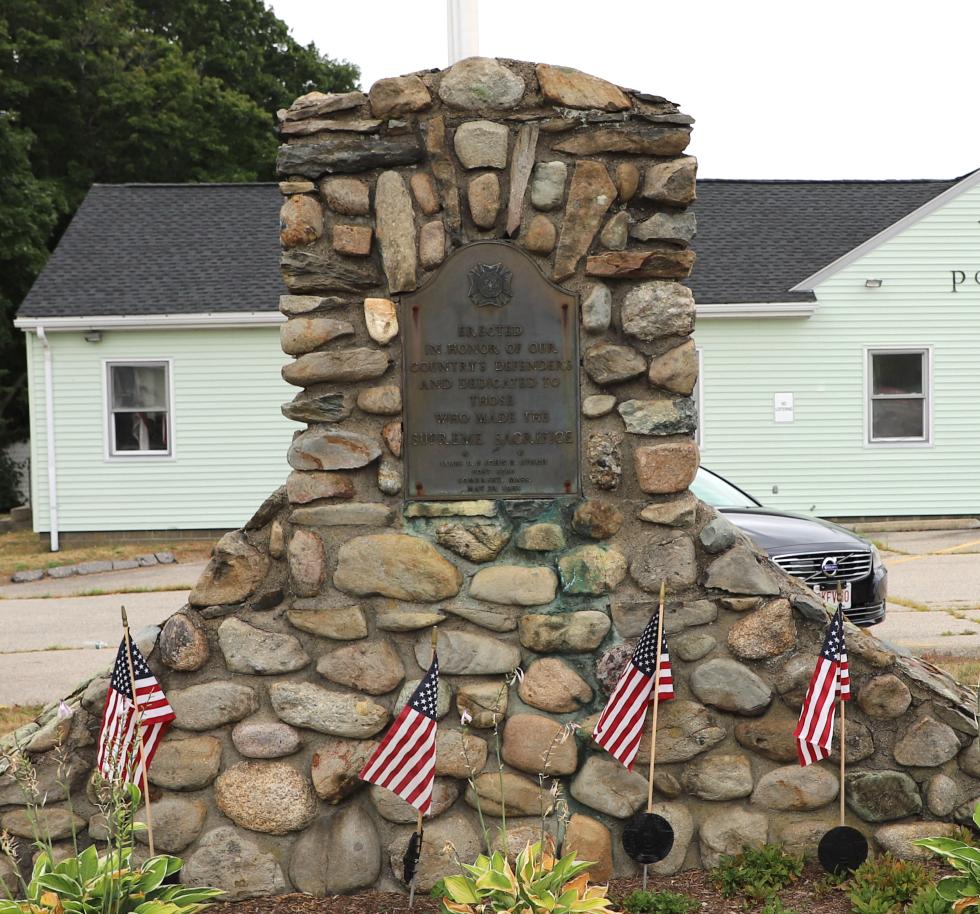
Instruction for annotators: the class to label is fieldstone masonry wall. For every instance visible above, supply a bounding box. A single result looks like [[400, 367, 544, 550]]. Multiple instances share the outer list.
[[4, 59, 980, 900]]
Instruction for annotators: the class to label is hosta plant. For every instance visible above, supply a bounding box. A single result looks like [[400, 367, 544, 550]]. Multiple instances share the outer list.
[[438, 841, 617, 914], [915, 805, 980, 914], [0, 844, 222, 914]]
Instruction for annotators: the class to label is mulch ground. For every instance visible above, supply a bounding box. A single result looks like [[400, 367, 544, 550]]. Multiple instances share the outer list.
[[213, 864, 859, 914]]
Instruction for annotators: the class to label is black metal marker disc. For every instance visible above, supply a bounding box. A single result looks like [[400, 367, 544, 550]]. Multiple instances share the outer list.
[[622, 812, 674, 864], [818, 825, 868, 875]]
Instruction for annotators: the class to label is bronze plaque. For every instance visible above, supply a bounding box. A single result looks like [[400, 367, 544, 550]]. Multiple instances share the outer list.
[[402, 241, 580, 499]]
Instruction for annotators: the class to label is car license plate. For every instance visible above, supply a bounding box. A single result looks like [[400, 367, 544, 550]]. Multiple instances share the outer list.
[[813, 582, 852, 609]]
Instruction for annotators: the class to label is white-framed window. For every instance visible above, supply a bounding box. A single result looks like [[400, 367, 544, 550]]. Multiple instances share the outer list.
[[865, 347, 932, 446], [105, 361, 173, 457]]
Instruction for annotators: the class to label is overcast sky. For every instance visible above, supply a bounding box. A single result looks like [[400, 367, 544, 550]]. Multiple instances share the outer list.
[[269, 0, 979, 180]]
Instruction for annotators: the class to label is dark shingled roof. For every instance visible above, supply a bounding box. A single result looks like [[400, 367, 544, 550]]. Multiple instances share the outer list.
[[689, 177, 960, 303], [18, 183, 284, 318], [17, 176, 969, 318]]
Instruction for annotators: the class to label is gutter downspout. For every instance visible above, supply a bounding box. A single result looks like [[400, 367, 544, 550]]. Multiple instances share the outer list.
[[36, 327, 59, 552]]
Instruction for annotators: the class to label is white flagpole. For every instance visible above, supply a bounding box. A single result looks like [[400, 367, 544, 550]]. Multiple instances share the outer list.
[[447, 0, 479, 65]]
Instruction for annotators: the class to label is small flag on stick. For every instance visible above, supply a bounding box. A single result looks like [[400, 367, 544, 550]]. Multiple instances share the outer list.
[[594, 607, 674, 770], [359, 651, 440, 814], [97, 635, 175, 784], [794, 606, 851, 766]]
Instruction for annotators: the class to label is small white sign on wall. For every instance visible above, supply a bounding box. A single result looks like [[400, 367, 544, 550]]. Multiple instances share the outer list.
[[774, 392, 794, 423]]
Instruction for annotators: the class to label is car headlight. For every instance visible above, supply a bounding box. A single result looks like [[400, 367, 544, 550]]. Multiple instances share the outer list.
[[871, 544, 883, 572]]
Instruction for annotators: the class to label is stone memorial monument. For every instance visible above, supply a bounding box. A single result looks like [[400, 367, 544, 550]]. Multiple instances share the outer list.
[[3, 58, 980, 899]]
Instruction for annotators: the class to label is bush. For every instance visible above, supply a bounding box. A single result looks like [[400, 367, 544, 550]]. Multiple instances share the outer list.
[[847, 854, 933, 914], [622, 889, 699, 914], [438, 842, 616, 914], [709, 844, 805, 903], [914, 805, 980, 914], [906, 886, 953, 914]]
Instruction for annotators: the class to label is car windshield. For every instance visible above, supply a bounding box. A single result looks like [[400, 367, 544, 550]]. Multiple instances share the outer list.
[[690, 467, 760, 508]]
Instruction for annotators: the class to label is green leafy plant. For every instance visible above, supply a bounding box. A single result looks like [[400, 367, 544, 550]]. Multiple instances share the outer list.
[[621, 889, 698, 914], [0, 843, 221, 914], [761, 897, 800, 914], [0, 739, 220, 914], [848, 854, 932, 914], [915, 805, 980, 914], [906, 886, 954, 914], [709, 844, 804, 903], [438, 842, 616, 914]]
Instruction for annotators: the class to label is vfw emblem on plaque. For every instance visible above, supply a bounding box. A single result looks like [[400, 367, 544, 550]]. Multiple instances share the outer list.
[[467, 262, 513, 308]]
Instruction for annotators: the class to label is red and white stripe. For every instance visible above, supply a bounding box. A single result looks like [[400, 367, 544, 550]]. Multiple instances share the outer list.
[[97, 675, 173, 783], [794, 651, 850, 766], [359, 706, 437, 813], [593, 646, 673, 771]]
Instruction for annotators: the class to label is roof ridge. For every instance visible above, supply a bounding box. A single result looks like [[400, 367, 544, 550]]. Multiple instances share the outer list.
[[89, 182, 280, 188], [697, 177, 961, 186]]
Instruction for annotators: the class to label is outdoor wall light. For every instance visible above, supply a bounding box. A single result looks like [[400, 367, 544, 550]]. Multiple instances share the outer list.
[[84, 330, 102, 343], [865, 279, 883, 288]]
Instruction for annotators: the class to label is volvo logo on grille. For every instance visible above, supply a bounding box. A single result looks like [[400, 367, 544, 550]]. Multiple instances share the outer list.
[[821, 556, 840, 576]]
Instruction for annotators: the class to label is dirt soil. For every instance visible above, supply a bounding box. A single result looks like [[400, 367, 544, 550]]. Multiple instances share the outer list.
[[212, 865, 860, 914]]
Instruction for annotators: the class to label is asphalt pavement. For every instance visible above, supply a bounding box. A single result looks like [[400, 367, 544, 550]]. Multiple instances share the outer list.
[[0, 562, 204, 706], [1, 529, 978, 708]]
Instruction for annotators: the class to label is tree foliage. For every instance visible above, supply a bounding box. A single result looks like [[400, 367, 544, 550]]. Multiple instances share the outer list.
[[0, 0, 358, 448]]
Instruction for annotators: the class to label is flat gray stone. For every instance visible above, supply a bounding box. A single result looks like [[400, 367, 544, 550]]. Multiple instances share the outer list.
[[454, 120, 509, 169], [752, 764, 839, 811], [684, 752, 754, 801], [215, 761, 317, 835], [134, 797, 206, 852], [218, 618, 310, 675], [583, 341, 646, 385], [893, 716, 961, 767], [415, 630, 520, 675], [699, 809, 768, 867], [690, 658, 772, 716], [270, 682, 388, 737], [290, 805, 381, 895], [276, 134, 423, 179], [182, 826, 286, 901], [290, 503, 394, 526], [282, 347, 390, 386], [617, 397, 697, 436], [169, 682, 259, 731], [705, 545, 782, 596], [375, 170, 417, 293], [530, 161, 567, 211], [149, 735, 222, 790], [438, 57, 525, 109], [582, 284, 611, 332], [469, 565, 557, 605], [287, 427, 382, 471], [232, 720, 302, 759], [621, 281, 695, 341], [631, 211, 697, 244], [77, 560, 113, 575], [570, 756, 646, 818], [847, 770, 922, 822], [700, 515, 739, 553]]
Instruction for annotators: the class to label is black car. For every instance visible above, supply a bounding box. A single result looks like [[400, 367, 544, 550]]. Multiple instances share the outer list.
[[690, 467, 887, 626]]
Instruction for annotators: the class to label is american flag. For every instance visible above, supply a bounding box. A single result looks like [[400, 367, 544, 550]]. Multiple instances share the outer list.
[[593, 610, 674, 770], [794, 606, 851, 766], [97, 637, 175, 784], [359, 654, 439, 814]]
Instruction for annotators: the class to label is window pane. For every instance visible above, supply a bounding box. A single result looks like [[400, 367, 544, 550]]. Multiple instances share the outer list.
[[872, 352, 923, 396], [113, 411, 168, 451], [111, 365, 167, 409], [871, 399, 924, 439]]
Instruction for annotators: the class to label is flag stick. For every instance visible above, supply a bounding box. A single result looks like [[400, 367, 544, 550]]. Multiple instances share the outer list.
[[121, 606, 155, 858], [642, 580, 667, 891], [409, 626, 439, 908], [645, 580, 667, 813], [836, 586, 846, 828], [839, 699, 847, 826]]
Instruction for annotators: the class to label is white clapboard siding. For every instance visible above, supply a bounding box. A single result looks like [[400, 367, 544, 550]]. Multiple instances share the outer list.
[[694, 179, 980, 517], [26, 326, 296, 531]]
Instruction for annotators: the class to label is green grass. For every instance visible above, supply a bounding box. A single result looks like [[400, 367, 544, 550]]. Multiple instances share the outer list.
[[0, 583, 195, 600], [0, 704, 43, 738], [0, 528, 213, 579], [923, 652, 980, 685]]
